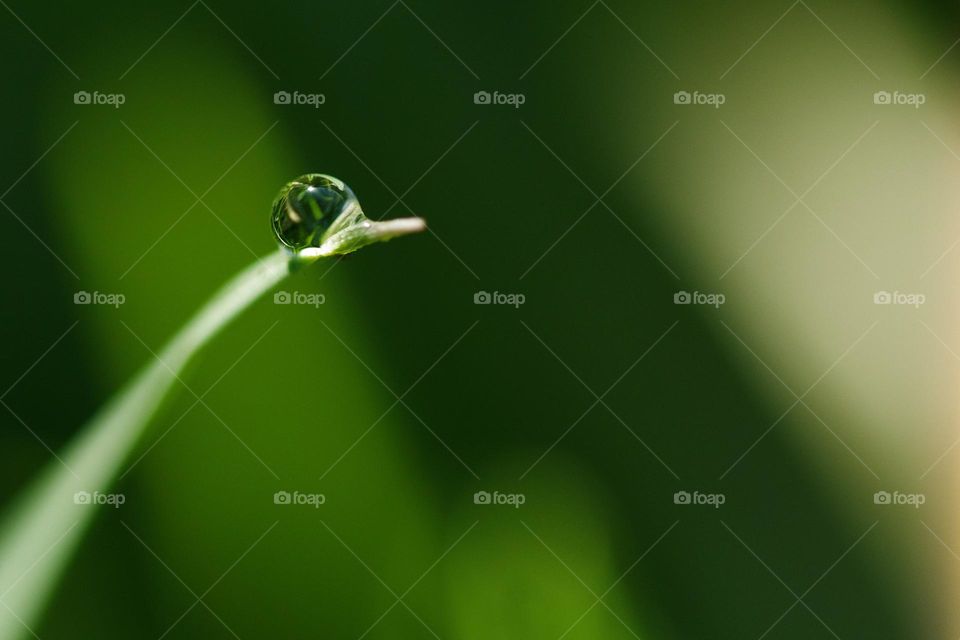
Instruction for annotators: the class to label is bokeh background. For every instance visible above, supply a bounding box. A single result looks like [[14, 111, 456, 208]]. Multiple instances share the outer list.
[[1, 0, 958, 637]]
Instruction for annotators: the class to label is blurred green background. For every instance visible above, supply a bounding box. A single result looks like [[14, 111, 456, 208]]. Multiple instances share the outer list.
[[1, 0, 959, 637]]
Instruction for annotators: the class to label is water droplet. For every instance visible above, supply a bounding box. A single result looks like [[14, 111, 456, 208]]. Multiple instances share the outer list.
[[271, 174, 359, 250]]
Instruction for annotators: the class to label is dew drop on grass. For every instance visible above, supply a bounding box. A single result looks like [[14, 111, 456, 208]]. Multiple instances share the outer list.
[[271, 174, 359, 250]]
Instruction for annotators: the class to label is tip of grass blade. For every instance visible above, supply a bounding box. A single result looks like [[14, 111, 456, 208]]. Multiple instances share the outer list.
[[367, 216, 427, 239], [301, 216, 427, 259]]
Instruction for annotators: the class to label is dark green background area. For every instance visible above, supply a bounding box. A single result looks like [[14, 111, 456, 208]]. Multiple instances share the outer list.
[[0, 1, 948, 638]]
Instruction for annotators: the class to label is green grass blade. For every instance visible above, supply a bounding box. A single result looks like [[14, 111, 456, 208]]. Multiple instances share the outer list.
[[0, 248, 292, 640]]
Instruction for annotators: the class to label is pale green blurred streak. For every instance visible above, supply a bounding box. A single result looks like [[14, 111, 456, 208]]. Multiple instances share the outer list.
[[600, 2, 952, 482], [445, 460, 659, 640], [589, 0, 952, 629]]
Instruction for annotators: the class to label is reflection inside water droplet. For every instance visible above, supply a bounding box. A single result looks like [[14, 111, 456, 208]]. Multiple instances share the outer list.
[[271, 174, 359, 250]]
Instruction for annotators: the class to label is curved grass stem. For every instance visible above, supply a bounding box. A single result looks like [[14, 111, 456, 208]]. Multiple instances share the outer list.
[[0, 173, 425, 637], [0, 248, 300, 640]]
